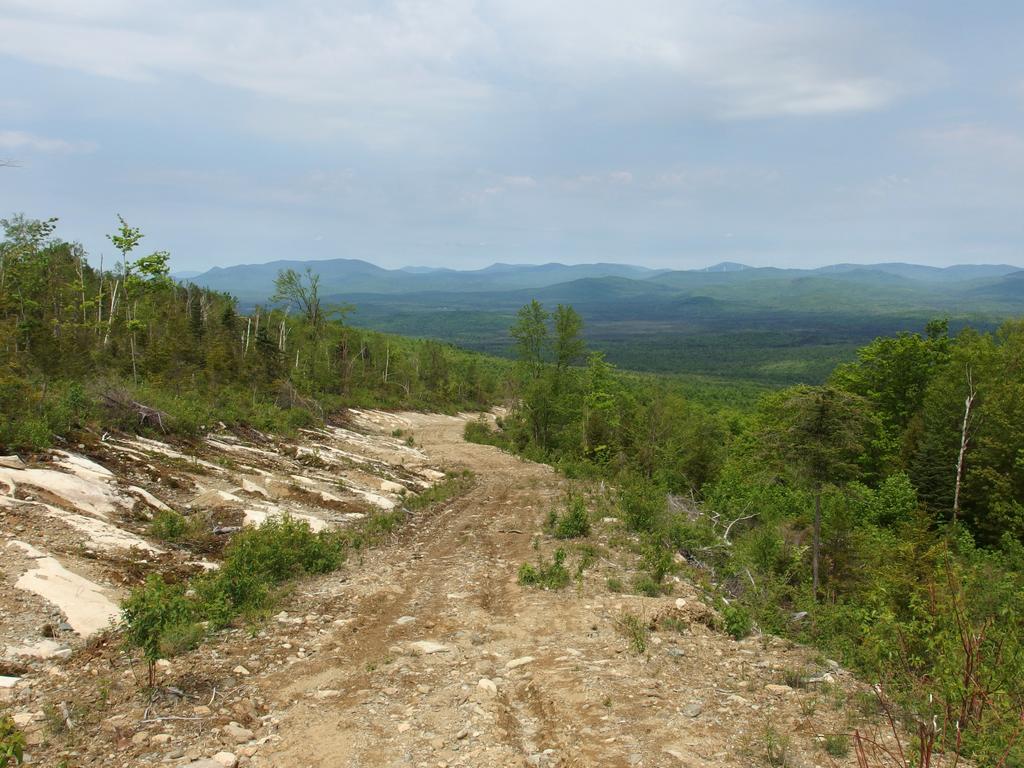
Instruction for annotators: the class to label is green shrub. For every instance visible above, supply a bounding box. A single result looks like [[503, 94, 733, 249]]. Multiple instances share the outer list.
[[641, 539, 675, 583], [616, 612, 649, 654], [0, 715, 25, 767], [221, 514, 344, 584], [722, 603, 752, 640], [121, 573, 196, 685], [518, 562, 541, 584], [142, 514, 351, 635], [194, 515, 346, 623], [158, 620, 204, 658], [618, 479, 666, 533], [547, 492, 591, 539], [634, 574, 667, 597], [574, 543, 598, 575], [823, 733, 849, 757], [463, 418, 506, 448], [764, 725, 790, 767], [150, 509, 187, 541], [518, 548, 571, 590]]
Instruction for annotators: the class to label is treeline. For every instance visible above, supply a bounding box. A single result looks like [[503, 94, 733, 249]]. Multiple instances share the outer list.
[[473, 301, 1024, 764], [0, 214, 509, 449]]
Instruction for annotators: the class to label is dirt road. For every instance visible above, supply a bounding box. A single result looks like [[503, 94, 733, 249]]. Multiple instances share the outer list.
[[257, 413, 858, 768], [2, 410, 874, 767]]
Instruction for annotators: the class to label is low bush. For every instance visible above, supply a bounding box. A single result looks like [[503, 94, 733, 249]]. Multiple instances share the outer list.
[[121, 573, 196, 685], [149, 509, 187, 541], [823, 733, 849, 758], [722, 603, 753, 640], [0, 714, 25, 767], [463, 418, 507, 448], [546, 492, 591, 539], [634, 574, 668, 597], [616, 612, 649, 654], [124, 515, 347, 670], [518, 548, 571, 590], [617, 479, 666, 534]]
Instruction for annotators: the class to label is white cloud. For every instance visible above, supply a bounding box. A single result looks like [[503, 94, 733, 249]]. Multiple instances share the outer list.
[[926, 123, 1024, 167], [501, 175, 538, 188], [0, 0, 917, 135], [487, 0, 911, 118], [0, 129, 95, 153]]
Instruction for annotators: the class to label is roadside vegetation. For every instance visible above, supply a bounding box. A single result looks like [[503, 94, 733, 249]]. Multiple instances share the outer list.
[[469, 299, 1024, 765], [123, 471, 473, 687]]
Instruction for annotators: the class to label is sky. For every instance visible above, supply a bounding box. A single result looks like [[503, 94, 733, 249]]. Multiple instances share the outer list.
[[1, 1, 1022, 273]]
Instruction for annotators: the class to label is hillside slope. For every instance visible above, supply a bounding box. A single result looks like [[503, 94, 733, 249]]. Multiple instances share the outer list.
[[3, 412, 912, 768]]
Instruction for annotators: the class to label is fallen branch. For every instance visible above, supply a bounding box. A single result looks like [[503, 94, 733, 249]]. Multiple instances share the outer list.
[[102, 390, 169, 432]]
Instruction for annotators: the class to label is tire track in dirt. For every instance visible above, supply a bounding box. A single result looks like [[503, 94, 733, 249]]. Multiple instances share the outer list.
[[257, 412, 872, 768]]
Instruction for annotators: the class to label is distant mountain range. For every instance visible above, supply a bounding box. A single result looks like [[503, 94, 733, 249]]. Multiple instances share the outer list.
[[189, 259, 668, 301], [183, 257, 1024, 386], [186, 258, 1023, 305]]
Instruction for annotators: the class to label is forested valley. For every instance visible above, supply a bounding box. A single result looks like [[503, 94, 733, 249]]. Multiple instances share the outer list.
[[2, 215, 1023, 766]]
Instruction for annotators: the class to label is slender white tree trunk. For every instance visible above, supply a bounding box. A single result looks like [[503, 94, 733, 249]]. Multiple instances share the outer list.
[[103, 280, 119, 346], [953, 368, 976, 524]]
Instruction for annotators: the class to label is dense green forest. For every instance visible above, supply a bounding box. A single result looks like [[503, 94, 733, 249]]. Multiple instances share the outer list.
[[468, 300, 1024, 764], [2, 214, 1023, 763], [0, 214, 508, 449], [186, 254, 1024, 388]]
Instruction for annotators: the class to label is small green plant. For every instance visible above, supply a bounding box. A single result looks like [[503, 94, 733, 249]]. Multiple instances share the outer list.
[[780, 667, 807, 690], [42, 703, 67, 736], [606, 577, 623, 592], [42, 701, 83, 737], [640, 540, 675, 584], [518, 548, 571, 590], [545, 508, 558, 530], [617, 479, 666, 534], [616, 612, 649, 655], [659, 616, 688, 634], [798, 696, 817, 716], [546, 492, 591, 539], [853, 690, 881, 719], [722, 603, 752, 640], [404, 471, 473, 512], [634, 574, 667, 597], [150, 509, 187, 541], [158, 620, 204, 658], [0, 715, 25, 767], [823, 733, 849, 757], [122, 573, 197, 686], [763, 725, 790, 767], [574, 543, 597, 577], [97, 677, 112, 707]]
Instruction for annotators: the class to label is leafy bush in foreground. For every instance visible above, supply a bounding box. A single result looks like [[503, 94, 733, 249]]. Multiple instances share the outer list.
[[121, 573, 196, 686], [0, 714, 25, 767], [123, 515, 347, 673]]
